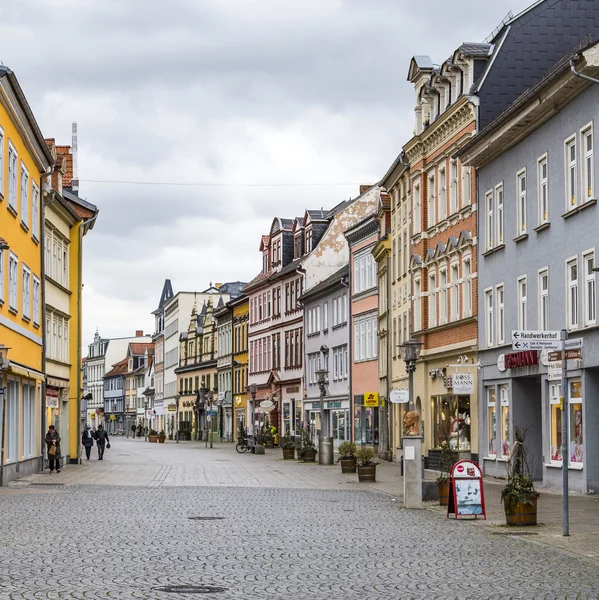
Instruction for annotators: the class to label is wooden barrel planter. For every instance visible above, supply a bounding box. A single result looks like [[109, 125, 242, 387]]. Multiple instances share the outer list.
[[437, 481, 450, 506], [357, 465, 376, 482], [340, 457, 357, 474], [148, 435, 159, 443], [158, 436, 166, 444], [282, 448, 295, 460], [302, 450, 317, 463], [504, 496, 538, 526]]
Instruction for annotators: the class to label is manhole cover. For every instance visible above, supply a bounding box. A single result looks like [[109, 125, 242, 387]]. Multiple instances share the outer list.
[[155, 585, 226, 594], [188, 516, 225, 521], [30, 483, 65, 486]]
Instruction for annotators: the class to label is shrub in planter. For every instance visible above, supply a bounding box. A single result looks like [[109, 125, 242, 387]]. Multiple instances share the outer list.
[[337, 442, 357, 473], [158, 430, 167, 444], [298, 425, 317, 462], [356, 447, 377, 482], [501, 426, 539, 526], [148, 429, 159, 443], [436, 442, 455, 506]]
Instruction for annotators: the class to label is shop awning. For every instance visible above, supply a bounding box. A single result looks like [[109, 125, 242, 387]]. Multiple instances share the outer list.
[[7, 362, 45, 380]]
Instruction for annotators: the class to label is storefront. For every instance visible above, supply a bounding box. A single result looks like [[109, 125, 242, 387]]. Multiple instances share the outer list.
[[234, 394, 246, 440], [327, 399, 350, 450], [353, 393, 379, 448], [282, 392, 303, 438]]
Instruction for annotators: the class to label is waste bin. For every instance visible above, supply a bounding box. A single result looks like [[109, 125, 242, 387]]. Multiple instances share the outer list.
[[319, 436, 334, 465]]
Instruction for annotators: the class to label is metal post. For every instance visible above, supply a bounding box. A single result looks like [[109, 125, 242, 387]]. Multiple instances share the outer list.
[[210, 397, 214, 449], [561, 328, 569, 536], [408, 366, 414, 412]]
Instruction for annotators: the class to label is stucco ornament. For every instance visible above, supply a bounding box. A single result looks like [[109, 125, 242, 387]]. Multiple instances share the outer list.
[[403, 411, 420, 436]]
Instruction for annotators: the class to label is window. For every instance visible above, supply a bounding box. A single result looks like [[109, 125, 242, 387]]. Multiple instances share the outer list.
[[439, 269, 447, 325], [22, 383, 36, 459], [461, 165, 471, 206], [427, 171, 436, 227], [8, 142, 17, 211], [583, 252, 596, 327], [413, 279, 421, 331], [581, 125, 594, 203], [485, 191, 494, 250], [450, 263, 459, 322], [538, 269, 549, 331], [353, 250, 376, 294], [332, 345, 349, 381], [8, 252, 18, 311], [487, 387, 496, 457], [517, 276, 527, 330], [20, 163, 29, 227], [0, 249, 3, 302], [537, 155, 548, 225], [6, 379, 19, 462], [516, 170, 526, 235], [565, 136, 577, 209], [353, 313, 377, 362], [499, 385, 510, 459], [413, 182, 421, 233], [323, 302, 328, 330], [22, 265, 30, 319], [496, 285, 504, 345], [567, 258, 579, 330], [0, 127, 3, 196], [450, 160, 458, 214], [549, 383, 562, 463], [428, 272, 437, 328], [569, 380, 583, 466], [495, 184, 504, 244], [462, 258, 472, 318], [485, 289, 494, 347], [438, 166, 446, 221]]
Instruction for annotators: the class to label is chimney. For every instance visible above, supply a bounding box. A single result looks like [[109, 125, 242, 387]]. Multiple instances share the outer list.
[[71, 122, 79, 194], [360, 184, 374, 194], [135, 330, 144, 337]]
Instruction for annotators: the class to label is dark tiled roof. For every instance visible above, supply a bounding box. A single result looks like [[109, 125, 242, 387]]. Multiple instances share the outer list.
[[280, 218, 294, 230], [306, 209, 328, 221], [476, 0, 599, 131], [300, 265, 349, 302], [458, 42, 492, 58], [218, 281, 247, 299]]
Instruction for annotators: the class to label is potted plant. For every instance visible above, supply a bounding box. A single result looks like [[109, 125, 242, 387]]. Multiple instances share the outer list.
[[501, 426, 539, 526], [436, 442, 454, 506], [148, 429, 159, 443], [281, 428, 295, 460], [337, 442, 357, 473], [356, 447, 377, 482], [298, 425, 317, 463], [158, 430, 167, 444]]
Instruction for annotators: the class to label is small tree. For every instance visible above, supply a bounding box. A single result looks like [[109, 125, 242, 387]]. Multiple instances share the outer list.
[[501, 426, 538, 506], [436, 441, 455, 486], [298, 425, 316, 457]]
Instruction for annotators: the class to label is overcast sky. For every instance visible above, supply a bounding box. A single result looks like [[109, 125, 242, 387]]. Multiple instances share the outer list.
[[1, 0, 533, 352]]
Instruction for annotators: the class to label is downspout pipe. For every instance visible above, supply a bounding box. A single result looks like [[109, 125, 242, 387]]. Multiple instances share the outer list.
[[570, 56, 599, 85]]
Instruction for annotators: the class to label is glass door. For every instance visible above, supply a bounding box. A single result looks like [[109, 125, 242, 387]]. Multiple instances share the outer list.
[[332, 409, 349, 450]]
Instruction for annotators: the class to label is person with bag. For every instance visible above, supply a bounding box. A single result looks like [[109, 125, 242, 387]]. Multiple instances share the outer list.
[[94, 424, 110, 460], [45, 425, 61, 473], [81, 426, 94, 460]]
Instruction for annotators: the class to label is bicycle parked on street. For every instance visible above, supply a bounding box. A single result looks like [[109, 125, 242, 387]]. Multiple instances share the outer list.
[[236, 427, 250, 453]]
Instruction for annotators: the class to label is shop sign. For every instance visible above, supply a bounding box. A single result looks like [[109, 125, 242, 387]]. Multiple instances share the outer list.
[[452, 374, 474, 395], [443, 376, 453, 389], [447, 460, 486, 520], [390, 390, 409, 404], [286, 386, 300, 394], [498, 351, 538, 372], [309, 402, 321, 410], [46, 389, 59, 408], [109, 414, 117, 421], [325, 401, 342, 409], [364, 392, 379, 407], [428, 368, 446, 379], [168, 405, 177, 412]]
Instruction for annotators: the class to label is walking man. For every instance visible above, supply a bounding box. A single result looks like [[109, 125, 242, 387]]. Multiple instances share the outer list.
[[94, 424, 110, 460], [45, 425, 61, 473], [81, 426, 94, 460]]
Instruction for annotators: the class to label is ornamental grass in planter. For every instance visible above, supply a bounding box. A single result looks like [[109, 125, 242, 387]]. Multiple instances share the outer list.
[[356, 447, 377, 482], [436, 442, 455, 506], [337, 442, 357, 473], [501, 426, 539, 526]]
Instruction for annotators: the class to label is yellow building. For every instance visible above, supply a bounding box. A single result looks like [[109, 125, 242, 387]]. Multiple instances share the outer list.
[[230, 294, 248, 439], [0, 66, 53, 482], [43, 140, 97, 466]]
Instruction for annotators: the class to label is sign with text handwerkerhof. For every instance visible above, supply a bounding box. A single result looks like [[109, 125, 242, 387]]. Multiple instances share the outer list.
[[364, 392, 379, 407]]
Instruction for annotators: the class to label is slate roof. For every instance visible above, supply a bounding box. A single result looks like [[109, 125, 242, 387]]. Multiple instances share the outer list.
[[300, 265, 349, 302], [475, 0, 599, 131], [458, 42, 492, 58], [218, 281, 247, 299], [306, 209, 328, 221]]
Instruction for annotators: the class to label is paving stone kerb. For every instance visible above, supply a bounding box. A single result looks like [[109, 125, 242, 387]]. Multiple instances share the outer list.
[[1, 484, 598, 600]]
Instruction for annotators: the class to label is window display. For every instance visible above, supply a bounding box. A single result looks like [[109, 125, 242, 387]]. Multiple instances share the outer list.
[[569, 380, 583, 466], [549, 383, 562, 463], [354, 406, 377, 445], [499, 385, 510, 459], [487, 387, 496, 457], [432, 395, 471, 450]]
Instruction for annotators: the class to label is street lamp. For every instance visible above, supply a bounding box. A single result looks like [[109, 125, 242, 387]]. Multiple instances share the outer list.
[[144, 401, 149, 440], [248, 383, 257, 437], [207, 389, 215, 448], [175, 395, 180, 443], [399, 339, 422, 412], [0, 345, 10, 486], [315, 367, 333, 465]]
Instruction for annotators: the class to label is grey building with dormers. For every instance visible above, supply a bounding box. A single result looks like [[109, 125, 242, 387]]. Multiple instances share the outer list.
[[460, 41, 599, 494]]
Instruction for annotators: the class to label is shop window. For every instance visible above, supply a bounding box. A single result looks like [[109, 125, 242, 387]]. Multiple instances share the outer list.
[[569, 380, 583, 467], [549, 383, 562, 463], [487, 387, 496, 457], [499, 385, 510, 459], [432, 395, 471, 450]]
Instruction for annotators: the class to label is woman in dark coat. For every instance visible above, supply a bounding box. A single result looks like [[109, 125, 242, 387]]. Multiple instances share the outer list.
[[81, 426, 94, 460], [45, 425, 61, 473]]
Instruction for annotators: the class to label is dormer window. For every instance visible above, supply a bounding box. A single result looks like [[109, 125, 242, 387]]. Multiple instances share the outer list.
[[294, 235, 301, 259], [305, 229, 313, 253], [263, 252, 268, 273]]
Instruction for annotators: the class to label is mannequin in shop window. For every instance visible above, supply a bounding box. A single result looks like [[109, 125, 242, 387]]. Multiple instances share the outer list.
[[449, 410, 471, 450]]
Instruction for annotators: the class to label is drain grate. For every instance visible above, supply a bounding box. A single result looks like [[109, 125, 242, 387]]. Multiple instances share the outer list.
[[492, 531, 539, 536], [155, 585, 226, 594], [30, 482, 65, 486], [188, 516, 225, 521]]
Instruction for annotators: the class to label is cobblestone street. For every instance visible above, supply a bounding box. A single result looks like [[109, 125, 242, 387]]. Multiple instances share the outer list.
[[1, 439, 598, 600]]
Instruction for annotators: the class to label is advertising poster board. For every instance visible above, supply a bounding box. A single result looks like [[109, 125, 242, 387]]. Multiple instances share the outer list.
[[447, 460, 486, 520]]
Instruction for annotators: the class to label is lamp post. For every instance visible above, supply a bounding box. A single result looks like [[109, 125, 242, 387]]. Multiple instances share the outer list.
[[207, 389, 215, 448], [194, 390, 201, 442], [0, 345, 10, 487], [315, 367, 333, 465], [399, 339, 422, 412], [144, 401, 149, 440], [248, 383, 257, 438], [175, 395, 180, 443]]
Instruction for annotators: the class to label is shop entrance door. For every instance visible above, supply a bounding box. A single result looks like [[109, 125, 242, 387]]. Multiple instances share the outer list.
[[332, 409, 349, 451], [309, 411, 321, 443]]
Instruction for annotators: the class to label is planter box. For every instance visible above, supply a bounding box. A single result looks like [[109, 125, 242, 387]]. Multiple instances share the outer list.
[[340, 457, 357, 474], [158, 437, 166, 444], [437, 480, 450, 506], [148, 436, 159, 443], [504, 496, 538, 526], [302, 450, 317, 463], [357, 465, 376, 482], [282, 448, 295, 460]]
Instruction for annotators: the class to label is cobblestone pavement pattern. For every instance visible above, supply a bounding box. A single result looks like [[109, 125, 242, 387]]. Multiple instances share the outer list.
[[1, 439, 598, 600]]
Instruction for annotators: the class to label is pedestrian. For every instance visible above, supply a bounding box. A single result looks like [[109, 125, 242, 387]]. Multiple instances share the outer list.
[[81, 426, 94, 460], [45, 425, 61, 473], [94, 424, 110, 460]]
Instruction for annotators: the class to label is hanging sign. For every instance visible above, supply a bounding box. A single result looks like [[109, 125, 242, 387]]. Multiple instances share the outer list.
[[390, 390, 409, 404], [447, 460, 486, 520], [364, 392, 379, 407], [46, 389, 59, 408], [452, 374, 474, 395]]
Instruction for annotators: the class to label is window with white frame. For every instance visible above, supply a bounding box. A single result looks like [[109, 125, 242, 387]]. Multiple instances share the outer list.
[[583, 252, 596, 327], [485, 191, 494, 250], [414, 278, 421, 331], [353, 250, 376, 294], [20, 163, 29, 227], [332, 345, 348, 381], [353, 313, 377, 362], [307, 353, 319, 385], [0, 127, 4, 196], [6, 379, 19, 463], [485, 288, 494, 347], [438, 166, 447, 221], [495, 184, 504, 245], [323, 302, 328, 330], [462, 165, 471, 206], [517, 276, 527, 330], [21, 383, 36, 459], [427, 171, 436, 227], [413, 182, 421, 233], [487, 386, 496, 457], [567, 258, 579, 330], [32, 183, 39, 240], [8, 252, 17, 311], [581, 124, 594, 203], [537, 155, 548, 225], [0, 249, 4, 302], [428, 272, 437, 328], [496, 284, 505, 345], [450, 263, 459, 322], [549, 382, 562, 463], [516, 169, 526, 235], [450, 160, 458, 214], [439, 269, 447, 325], [22, 265, 30, 320], [565, 136, 577, 209], [538, 268, 549, 331], [462, 257, 472, 318], [8, 142, 17, 211]]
